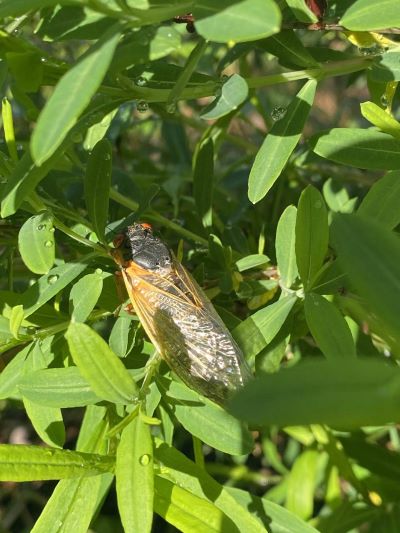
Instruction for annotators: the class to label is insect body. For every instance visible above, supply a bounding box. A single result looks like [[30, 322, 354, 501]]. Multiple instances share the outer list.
[[112, 223, 252, 405]]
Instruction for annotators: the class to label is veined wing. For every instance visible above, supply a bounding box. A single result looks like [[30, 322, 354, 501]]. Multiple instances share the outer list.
[[122, 260, 251, 404]]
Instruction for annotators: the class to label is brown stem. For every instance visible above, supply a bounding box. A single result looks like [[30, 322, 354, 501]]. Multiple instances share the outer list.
[[283, 22, 400, 34]]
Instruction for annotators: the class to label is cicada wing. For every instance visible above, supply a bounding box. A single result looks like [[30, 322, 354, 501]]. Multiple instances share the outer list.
[[122, 261, 251, 404]]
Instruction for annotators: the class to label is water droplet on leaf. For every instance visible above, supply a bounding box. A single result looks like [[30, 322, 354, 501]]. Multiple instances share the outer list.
[[37, 224, 45, 231], [95, 268, 103, 275], [139, 454, 151, 465], [380, 95, 388, 108], [271, 106, 287, 121], [71, 131, 83, 143], [166, 102, 177, 114], [47, 275, 59, 284], [44, 240, 53, 247]]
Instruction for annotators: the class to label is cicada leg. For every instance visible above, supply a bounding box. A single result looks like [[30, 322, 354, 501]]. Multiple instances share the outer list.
[[113, 270, 136, 317]]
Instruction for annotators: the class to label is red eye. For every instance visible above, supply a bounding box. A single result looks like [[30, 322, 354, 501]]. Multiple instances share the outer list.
[[140, 222, 152, 230]]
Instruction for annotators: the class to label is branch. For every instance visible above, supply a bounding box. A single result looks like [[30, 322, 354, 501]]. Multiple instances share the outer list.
[[283, 22, 400, 34]]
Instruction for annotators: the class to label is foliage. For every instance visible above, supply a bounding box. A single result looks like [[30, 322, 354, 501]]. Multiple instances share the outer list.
[[1, 0, 400, 531]]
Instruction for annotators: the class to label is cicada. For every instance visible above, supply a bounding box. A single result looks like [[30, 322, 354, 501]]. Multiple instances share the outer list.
[[112, 223, 252, 405]]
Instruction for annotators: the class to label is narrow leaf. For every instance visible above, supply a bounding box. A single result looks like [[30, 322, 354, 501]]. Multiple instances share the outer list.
[[360, 101, 400, 139], [201, 74, 248, 120], [154, 476, 236, 532], [84, 139, 112, 243], [235, 254, 269, 272], [194, 0, 281, 43], [310, 128, 400, 170], [31, 25, 121, 165], [331, 214, 400, 350], [233, 296, 296, 360], [358, 170, 400, 229], [304, 293, 356, 359], [0, 445, 113, 481], [286, 449, 318, 520], [19, 367, 102, 408], [116, 415, 154, 533], [248, 79, 317, 203], [295, 185, 328, 289], [340, 0, 400, 31], [230, 359, 400, 427], [276, 205, 298, 288], [193, 138, 214, 228], [158, 377, 253, 456], [23, 398, 65, 448], [66, 322, 137, 404], [70, 272, 103, 323], [18, 211, 55, 274], [22, 261, 88, 318], [31, 476, 103, 533]]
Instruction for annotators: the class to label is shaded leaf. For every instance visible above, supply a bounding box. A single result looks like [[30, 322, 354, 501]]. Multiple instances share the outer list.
[[357, 170, 400, 229], [18, 211, 55, 275], [70, 272, 103, 323], [201, 74, 248, 120]]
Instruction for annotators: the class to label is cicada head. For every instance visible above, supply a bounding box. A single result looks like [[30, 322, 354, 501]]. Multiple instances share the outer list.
[[121, 223, 173, 271]]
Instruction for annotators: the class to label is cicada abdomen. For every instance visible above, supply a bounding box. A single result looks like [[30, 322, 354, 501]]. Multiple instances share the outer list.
[[112, 223, 252, 405]]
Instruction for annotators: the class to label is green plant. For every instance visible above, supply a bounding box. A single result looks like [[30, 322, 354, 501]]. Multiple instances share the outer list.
[[1, 0, 400, 531]]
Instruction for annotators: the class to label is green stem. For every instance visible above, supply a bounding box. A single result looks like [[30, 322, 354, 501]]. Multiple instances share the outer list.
[[52, 219, 107, 254], [109, 189, 208, 245], [192, 436, 205, 469]]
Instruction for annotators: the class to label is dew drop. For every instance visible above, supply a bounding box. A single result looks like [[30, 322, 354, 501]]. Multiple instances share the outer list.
[[135, 76, 148, 87], [137, 101, 149, 113], [95, 268, 103, 275], [220, 74, 229, 83], [380, 94, 388, 108], [139, 454, 151, 466], [47, 275, 59, 284], [50, 227, 55, 233], [104, 153, 111, 160], [44, 240, 53, 247], [40, 57, 47, 63], [314, 200, 322, 209], [37, 224, 46, 231], [271, 106, 287, 121], [26, 326, 37, 335]]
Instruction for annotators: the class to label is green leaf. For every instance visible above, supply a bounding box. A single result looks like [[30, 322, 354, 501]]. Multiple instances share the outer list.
[[31, 25, 121, 166], [360, 101, 400, 139], [233, 296, 296, 360], [18, 211, 55, 274], [154, 440, 265, 533], [84, 108, 118, 151], [235, 254, 269, 272], [116, 415, 154, 533], [248, 79, 317, 203], [6, 51, 44, 93], [157, 377, 253, 456], [194, 0, 281, 43], [331, 214, 400, 350], [304, 293, 356, 359], [276, 205, 298, 288], [109, 316, 137, 358], [84, 138, 112, 243], [1, 99, 122, 217], [22, 261, 88, 318], [295, 185, 328, 289], [260, 30, 319, 68], [229, 358, 400, 427], [31, 476, 103, 533], [286, 449, 318, 520], [357, 170, 400, 229], [0, 0, 59, 17], [19, 367, 102, 408], [23, 398, 65, 448], [227, 485, 320, 533], [322, 178, 356, 214], [9, 304, 24, 339], [285, 0, 318, 23], [0, 445, 114, 481], [310, 128, 400, 170], [0, 342, 32, 399], [340, 0, 400, 31], [201, 74, 248, 120], [66, 322, 137, 404], [154, 476, 236, 532], [370, 49, 400, 82], [70, 272, 103, 323], [193, 137, 214, 228]]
